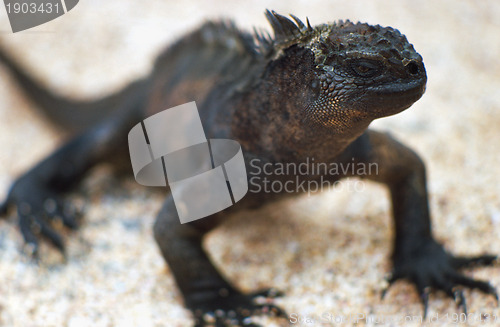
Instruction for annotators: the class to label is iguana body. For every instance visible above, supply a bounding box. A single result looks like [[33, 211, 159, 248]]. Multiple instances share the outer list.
[[1, 10, 497, 326]]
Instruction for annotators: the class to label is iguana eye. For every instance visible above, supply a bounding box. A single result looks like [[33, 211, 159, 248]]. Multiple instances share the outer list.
[[349, 60, 381, 78]]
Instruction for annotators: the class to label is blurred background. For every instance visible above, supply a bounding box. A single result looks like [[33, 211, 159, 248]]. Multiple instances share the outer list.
[[0, 0, 499, 326]]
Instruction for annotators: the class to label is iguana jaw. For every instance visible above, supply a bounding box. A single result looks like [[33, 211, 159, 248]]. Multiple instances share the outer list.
[[358, 69, 427, 118], [303, 65, 426, 128]]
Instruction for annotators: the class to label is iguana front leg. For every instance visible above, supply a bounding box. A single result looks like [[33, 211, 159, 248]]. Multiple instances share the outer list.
[[340, 130, 497, 316], [153, 196, 286, 327], [1, 110, 140, 256]]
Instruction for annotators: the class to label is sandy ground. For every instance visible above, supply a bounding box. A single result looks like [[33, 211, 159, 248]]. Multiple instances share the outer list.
[[0, 0, 499, 326]]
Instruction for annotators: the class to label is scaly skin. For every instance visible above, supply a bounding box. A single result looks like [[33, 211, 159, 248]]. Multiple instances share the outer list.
[[0, 10, 497, 326]]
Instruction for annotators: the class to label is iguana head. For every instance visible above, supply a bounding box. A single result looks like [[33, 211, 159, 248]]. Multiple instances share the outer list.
[[261, 10, 427, 131]]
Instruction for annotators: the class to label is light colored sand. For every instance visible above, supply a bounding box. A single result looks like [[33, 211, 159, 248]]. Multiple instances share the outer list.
[[0, 1, 499, 326]]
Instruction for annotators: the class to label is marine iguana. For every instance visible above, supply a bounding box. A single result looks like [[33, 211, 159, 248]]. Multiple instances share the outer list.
[[0, 10, 497, 326]]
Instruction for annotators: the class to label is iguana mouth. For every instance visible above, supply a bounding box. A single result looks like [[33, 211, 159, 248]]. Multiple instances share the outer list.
[[377, 78, 426, 99], [367, 71, 427, 116]]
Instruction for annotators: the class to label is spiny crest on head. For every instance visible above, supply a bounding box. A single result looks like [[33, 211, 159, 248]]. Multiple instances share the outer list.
[[313, 20, 422, 67], [258, 11, 421, 66], [265, 9, 312, 41], [257, 10, 314, 54]]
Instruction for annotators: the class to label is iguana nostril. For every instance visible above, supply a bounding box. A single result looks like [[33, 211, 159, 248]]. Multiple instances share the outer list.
[[406, 61, 419, 75]]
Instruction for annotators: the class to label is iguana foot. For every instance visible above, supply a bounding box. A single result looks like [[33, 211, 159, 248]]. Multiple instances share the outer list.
[[1, 176, 81, 257], [189, 288, 286, 327], [383, 239, 497, 318]]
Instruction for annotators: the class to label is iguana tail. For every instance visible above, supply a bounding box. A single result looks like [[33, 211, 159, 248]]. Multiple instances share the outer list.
[[0, 46, 148, 133]]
